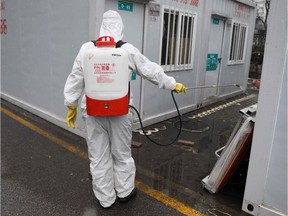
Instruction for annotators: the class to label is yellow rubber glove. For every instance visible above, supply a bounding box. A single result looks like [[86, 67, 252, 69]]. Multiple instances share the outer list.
[[66, 106, 77, 128], [174, 83, 187, 93]]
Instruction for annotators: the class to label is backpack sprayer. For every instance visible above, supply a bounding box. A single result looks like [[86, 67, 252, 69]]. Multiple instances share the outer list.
[[83, 36, 242, 147]]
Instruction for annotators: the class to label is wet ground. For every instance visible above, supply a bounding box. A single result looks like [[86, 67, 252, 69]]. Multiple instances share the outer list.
[[1, 89, 258, 216]]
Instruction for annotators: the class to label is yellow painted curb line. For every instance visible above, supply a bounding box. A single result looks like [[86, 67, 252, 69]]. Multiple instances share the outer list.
[[136, 180, 205, 215]]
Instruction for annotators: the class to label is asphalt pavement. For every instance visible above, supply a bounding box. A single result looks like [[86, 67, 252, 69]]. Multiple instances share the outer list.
[[1, 90, 258, 216]]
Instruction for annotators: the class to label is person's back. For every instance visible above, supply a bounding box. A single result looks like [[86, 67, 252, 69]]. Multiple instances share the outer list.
[[64, 10, 187, 209]]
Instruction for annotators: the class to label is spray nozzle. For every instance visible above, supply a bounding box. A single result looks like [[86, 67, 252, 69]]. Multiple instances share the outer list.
[[233, 84, 240, 87]]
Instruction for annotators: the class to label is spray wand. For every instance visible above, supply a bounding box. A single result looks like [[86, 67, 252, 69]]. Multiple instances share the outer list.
[[186, 84, 240, 90]]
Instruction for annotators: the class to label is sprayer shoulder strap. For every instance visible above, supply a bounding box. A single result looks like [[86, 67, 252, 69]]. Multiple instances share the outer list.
[[91, 40, 97, 46], [116, 40, 126, 48], [91, 40, 126, 48]]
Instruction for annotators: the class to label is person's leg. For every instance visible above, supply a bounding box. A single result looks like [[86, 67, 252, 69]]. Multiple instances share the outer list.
[[109, 111, 136, 198], [86, 116, 116, 207]]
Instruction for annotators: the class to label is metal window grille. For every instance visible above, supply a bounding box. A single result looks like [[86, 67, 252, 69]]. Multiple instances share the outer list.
[[161, 8, 196, 70], [229, 22, 248, 64]]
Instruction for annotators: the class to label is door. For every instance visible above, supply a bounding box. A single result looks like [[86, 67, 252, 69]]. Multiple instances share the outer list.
[[105, 0, 144, 113], [204, 17, 225, 99]]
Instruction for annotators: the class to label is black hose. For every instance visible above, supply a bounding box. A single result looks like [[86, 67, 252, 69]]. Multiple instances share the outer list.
[[129, 90, 182, 146]]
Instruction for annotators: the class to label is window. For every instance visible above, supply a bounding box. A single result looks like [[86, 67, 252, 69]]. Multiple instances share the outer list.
[[160, 8, 196, 70], [228, 22, 248, 64]]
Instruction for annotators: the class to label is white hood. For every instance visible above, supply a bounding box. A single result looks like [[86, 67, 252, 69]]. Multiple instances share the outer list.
[[99, 10, 124, 42]]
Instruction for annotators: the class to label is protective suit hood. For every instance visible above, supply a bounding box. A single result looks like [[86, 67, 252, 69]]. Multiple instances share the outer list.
[[99, 10, 124, 42]]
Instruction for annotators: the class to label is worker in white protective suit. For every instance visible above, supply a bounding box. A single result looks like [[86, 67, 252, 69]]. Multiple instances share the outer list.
[[64, 10, 187, 209]]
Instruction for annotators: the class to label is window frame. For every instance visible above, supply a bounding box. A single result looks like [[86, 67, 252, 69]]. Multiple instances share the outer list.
[[159, 6, 197, 71], [228, 21, 249, 65]]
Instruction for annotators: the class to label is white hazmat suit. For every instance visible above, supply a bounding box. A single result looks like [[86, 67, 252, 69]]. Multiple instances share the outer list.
[[64, 10, 185, 208]]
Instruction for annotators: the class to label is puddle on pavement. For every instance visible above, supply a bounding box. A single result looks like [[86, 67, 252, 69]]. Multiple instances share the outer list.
[[133, 115, 250, 214], [132, 93, 258, 214], [133, 115, 242, 190]]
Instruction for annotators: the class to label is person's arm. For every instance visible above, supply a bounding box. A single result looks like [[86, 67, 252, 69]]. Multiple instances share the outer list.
[[64, 42, 93, 128], [122, 44, 177, 90], [64, 42, 93, 106]]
